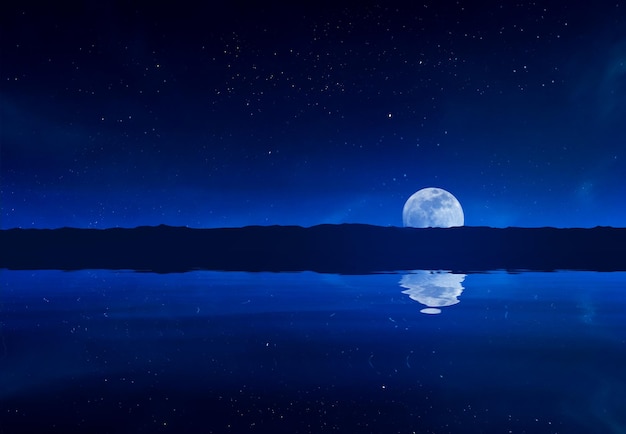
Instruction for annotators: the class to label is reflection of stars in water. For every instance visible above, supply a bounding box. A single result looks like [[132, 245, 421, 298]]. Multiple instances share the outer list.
[[579, 298, 596, 324]]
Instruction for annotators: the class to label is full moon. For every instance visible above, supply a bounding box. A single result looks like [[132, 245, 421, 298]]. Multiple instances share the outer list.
[[402, 187, 464, 228]]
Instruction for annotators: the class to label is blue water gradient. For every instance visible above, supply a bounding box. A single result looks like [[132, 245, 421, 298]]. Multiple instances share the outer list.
[[1, 270, 625, 433]]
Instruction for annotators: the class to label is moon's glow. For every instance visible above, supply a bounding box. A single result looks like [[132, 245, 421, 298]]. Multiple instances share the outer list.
[[402, 187, 464, 228]]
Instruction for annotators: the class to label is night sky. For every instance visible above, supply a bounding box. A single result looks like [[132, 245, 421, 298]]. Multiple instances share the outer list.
[[2, 1, 625, 229]]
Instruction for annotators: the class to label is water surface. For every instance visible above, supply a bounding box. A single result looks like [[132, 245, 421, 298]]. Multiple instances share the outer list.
[[1, 270, 625, 433]]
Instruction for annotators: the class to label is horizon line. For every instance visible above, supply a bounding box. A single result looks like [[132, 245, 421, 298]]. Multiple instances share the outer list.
[[1, 223, 623, 231]]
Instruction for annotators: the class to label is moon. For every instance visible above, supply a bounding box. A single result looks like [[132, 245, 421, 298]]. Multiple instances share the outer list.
[[402, 187, 464, 228]]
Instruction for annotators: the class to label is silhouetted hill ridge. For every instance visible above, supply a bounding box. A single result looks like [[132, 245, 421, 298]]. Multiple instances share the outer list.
[[1, 224, 625, 273]]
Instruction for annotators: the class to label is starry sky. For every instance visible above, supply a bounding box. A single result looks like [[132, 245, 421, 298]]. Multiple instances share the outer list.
[[2, 1, 625, 229]]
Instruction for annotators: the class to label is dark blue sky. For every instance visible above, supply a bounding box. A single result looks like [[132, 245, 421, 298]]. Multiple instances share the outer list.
[[2, 1, 625, 228]]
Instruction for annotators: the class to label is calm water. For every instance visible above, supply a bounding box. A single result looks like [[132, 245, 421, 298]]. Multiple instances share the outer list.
[[1, 269, 625, 433]]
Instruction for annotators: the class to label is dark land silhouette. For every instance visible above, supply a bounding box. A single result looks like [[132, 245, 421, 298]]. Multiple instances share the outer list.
[[1, 224, 625, 273]]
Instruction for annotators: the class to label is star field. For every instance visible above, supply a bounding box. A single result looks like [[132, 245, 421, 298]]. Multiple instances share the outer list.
[[1, 1, 625, 228]]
